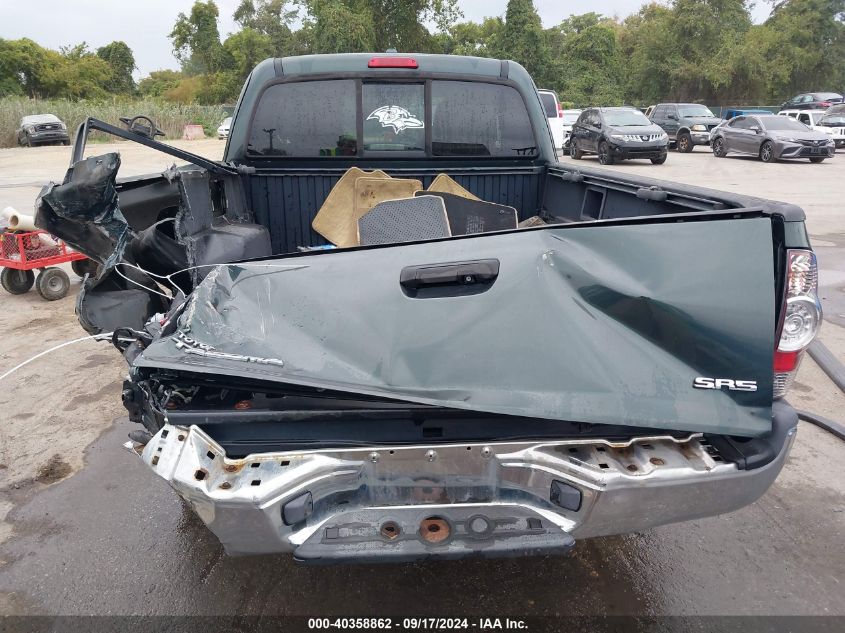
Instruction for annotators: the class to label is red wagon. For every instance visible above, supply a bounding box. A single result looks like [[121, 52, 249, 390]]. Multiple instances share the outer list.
[[0, 230, 98, 300]]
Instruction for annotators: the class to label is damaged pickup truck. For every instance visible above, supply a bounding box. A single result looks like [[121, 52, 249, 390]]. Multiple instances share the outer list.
[[36, 54, 821, 562]]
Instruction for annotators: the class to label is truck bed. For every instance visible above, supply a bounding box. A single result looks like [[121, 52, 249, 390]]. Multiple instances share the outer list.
[[240, 161, 765, 255]]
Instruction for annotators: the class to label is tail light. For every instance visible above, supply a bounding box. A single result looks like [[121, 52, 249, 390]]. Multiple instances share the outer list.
[[773, 249, 822, 398], [557, 106, 564, 118]]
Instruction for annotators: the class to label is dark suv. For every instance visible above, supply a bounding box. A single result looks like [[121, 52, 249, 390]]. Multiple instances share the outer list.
[[569, 107, 668, 164], [649, 103, 722, 152]]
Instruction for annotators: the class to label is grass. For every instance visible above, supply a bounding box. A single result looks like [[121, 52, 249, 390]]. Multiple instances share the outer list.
[[0, 96, 228, 148]]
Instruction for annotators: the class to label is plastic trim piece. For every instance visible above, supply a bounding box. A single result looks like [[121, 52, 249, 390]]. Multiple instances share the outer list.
[[704, 400, 797, 470], [795, 409, 845, 441], [807, 340, 845, 393]]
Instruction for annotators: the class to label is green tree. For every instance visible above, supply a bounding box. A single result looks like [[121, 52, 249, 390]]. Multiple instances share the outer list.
[[308, 1, 377, 52], [620, 0, 755, 104], [748, 0, 845, 99], [0, 39, 24, 96], [619, 4, 678, 103], [302, 1, 461, 53], [442, 17, 504, 57], [96, 41, 137, 94], [548, 14, 624, 106], [170, 0, 227, 74], [224, 28, 275, 77], [670, 0, 751, 100], [0, 38, 47, 97], [50, 43, 113, 99], [501, 0, 550, 86], [233, 0, 299, 56], [138, 69, 184, 97]]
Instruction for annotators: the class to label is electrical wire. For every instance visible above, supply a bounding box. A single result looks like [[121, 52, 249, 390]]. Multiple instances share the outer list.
[[113, 265, 172, 299], [114, 260, 307, 298], [0, 332, 115, 382]]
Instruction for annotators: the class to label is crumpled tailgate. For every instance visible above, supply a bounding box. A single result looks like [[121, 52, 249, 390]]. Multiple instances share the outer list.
[[136, 214, 776, 437]]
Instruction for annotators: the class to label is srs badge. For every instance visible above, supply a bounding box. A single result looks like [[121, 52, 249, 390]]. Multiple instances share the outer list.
[[367, 105, 424, 133], [694, 377, 758, 392]]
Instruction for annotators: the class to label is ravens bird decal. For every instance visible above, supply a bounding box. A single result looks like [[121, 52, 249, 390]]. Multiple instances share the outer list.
[[366, 106, 424, 133]]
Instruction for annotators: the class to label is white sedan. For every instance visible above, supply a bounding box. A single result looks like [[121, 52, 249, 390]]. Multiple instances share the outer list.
[[217, 116, 232, 140]]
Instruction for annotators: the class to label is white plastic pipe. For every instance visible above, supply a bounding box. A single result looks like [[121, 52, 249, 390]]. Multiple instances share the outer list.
[[6, 211, 38, 232]]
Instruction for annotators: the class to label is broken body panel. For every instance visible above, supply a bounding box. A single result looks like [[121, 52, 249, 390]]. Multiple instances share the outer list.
[[37, 54, 813, 559], [136, 216, 776, 437]]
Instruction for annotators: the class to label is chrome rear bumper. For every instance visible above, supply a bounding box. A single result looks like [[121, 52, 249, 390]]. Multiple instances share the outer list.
[[130, 422, 796, 560]]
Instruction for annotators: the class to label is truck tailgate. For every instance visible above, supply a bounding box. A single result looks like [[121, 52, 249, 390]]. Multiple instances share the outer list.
[[136, 212, 776, 437]]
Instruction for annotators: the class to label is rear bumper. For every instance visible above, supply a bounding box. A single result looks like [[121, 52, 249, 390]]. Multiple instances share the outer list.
[[131, 406, 797, 561]]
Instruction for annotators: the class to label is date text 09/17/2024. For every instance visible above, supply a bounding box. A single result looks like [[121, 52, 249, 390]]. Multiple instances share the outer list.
[[307, 618, 528, 630]]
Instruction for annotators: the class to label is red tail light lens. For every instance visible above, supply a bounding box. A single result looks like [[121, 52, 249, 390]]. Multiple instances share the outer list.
[[773, 350, 800, 373], [819, 101, 832, 108], [557, 106, 564, 118], [368, 57, 418, 69], [773, 249, 821, 398]]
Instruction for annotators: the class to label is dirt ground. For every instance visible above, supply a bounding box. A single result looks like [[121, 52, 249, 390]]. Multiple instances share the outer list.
[[0, 139, 226, 546], [0, 141, 844, 618]]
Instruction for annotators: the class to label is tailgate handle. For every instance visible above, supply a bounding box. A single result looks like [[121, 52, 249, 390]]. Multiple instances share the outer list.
[[400, 259, 499, 296]]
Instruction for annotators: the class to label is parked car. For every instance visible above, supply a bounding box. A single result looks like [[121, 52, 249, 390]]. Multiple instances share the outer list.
[[38, 53, 817, 561], [722, 108, 772, 120], [217, 116, 232, 140], [817, 104, 845, 148], [560, 109, 581, 149], [778, 109, 839, 148], [538, 89, 565, 150], [569, 106, 669, 164], [710, 114, 834, 162], [16, 114, 70, 147], [779, 108, 828, 127], [779, 92, 843, 111], [649, 103, 722, 152]]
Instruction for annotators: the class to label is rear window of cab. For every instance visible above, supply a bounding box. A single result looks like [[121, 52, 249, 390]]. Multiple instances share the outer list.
[[247, 79, 537, 159]]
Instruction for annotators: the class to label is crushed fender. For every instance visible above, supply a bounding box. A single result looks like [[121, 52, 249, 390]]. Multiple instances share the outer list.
[[36, 153, 133, 272]]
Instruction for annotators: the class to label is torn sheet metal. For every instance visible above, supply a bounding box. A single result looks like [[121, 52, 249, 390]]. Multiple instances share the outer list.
[[36, 153, 133, 270], [136, 216, 776, 437]]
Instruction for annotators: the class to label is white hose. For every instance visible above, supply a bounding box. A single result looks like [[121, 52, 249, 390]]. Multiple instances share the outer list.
[[115, 261, 307, 298], [0, 259, 311, 382], [0, 332, 115, 382]]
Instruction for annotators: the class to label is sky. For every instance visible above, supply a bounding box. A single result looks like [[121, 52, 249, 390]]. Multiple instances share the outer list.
[[0, 0, 774, 77]]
